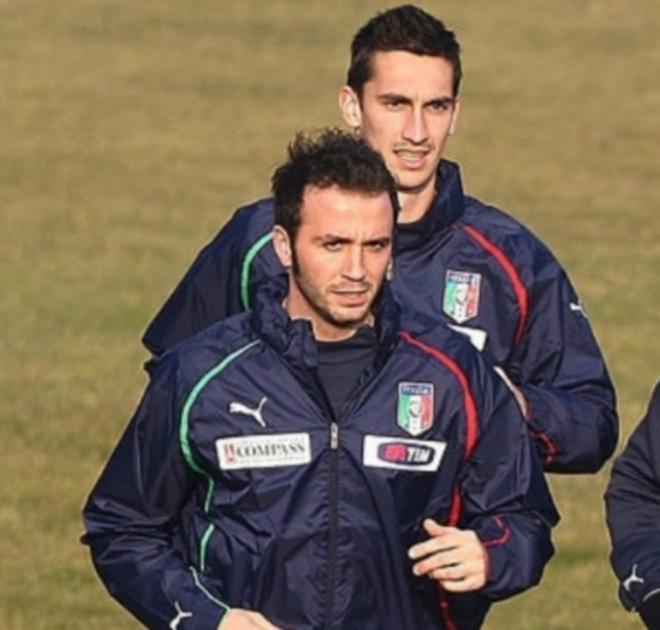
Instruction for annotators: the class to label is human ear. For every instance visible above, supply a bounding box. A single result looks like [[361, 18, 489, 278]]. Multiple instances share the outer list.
[[272, 225, 293, 268], [338, 86, 363, 131], [448, 97, 461, 135]]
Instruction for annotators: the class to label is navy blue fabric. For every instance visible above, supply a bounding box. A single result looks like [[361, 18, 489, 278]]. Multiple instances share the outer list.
[[316, 325, 379, 419], [606, 382, 660, 624], [142, 160, 617, 474], [84, 284, 558, 629]]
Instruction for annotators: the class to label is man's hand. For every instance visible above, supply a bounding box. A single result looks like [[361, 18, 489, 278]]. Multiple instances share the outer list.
[[218, 609, 284, 630], [408, 518, 488, 592]]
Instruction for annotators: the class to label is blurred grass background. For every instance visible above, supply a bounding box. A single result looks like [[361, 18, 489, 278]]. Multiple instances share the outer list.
[[2, 1, 659, 627]]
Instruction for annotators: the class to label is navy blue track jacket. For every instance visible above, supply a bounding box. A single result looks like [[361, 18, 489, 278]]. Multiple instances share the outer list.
[[84, 284, 558, 630], [606, 382, 660, 626], [142, 160, 617, 474]]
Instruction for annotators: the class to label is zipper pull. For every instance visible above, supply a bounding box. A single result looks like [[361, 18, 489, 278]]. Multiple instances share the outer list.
[[330, 422, 339, 450]]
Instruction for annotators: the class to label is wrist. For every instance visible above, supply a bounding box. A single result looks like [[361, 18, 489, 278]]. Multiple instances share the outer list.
[[640, 591, 660, 630]]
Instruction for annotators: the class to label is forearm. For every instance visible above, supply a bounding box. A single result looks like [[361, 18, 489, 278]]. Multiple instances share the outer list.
[[606, 409, 660, 614], [86, 531, 229, 629], [474, 512, 555, 600], [522, 382, 617, 473]]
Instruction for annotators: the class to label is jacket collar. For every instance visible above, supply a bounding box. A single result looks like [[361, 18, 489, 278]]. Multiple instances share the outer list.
[[250, 275, 401, 371], [395, 159, 465, 252]]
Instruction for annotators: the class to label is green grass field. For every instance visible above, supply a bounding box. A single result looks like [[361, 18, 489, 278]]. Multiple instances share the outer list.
[[2, 1, 660, 627]]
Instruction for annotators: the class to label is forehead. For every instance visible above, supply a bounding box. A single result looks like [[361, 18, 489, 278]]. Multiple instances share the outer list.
[[365, 50, 455, 97], [299, 185, 394, 235]]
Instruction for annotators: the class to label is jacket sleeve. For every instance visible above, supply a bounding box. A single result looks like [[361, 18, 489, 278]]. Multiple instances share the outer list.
[[81, 358, 230, 630], [605, 382, 660, 627], [513, 259, 618, 474], [459, 359, 559, 600]]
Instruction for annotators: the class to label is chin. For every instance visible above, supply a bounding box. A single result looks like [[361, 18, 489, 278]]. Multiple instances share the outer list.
[[393, 172, 436, 194], [331, 309, 370, 328]]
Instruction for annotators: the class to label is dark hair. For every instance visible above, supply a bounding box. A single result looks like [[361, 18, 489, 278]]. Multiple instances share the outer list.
[[347, 4, 462, 98], [272, 128, 398, 241]]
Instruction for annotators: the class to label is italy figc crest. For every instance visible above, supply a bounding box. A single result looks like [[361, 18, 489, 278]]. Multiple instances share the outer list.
[[443, 270, 481, 323], [397, 382, 434, 436]]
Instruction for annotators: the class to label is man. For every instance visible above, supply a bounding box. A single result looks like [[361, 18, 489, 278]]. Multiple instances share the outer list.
[[142, 5, 617, 475], [83, 130, 557, 629], [606, 381, 660, 629]]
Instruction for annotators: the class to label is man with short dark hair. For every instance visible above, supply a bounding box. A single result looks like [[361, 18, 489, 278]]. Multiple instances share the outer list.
[[83, 130, 557, 629], [142, 5, 617, 476]]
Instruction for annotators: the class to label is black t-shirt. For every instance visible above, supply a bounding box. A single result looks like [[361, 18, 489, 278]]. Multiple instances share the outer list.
[[396, 207, 435, 250], [316, 326, 379, 419]]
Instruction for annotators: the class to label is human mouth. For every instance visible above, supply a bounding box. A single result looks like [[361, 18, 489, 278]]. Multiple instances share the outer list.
[[393, 148, 431, 168], [332, 287, 371, 307]]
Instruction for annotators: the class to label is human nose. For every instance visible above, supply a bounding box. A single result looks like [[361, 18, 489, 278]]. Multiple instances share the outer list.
[[402, 106, 429, 144], [343, 247, 366, 281]]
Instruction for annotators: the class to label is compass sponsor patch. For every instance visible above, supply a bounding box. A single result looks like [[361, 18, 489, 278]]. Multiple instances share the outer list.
[[216, 433, 311, 470]]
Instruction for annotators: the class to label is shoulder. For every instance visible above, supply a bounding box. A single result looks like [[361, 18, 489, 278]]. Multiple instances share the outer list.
[[649, 382, 660, 416], [610, 381, 660, 476], [397, 323, 505, 435], [146, 312, 261, 390], [460, 196, 567, 284], [631, 381, 660, 447], [462, 197, 553, 258], [231, 197, 275, 232], [203, 197, 275, 254], [398, 319, 489, 381]]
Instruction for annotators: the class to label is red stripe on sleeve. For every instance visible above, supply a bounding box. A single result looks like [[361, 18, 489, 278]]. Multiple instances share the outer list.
[[401, 331, 481, 630], [482, 516, 512, 547], [461, 224, 529, 346]]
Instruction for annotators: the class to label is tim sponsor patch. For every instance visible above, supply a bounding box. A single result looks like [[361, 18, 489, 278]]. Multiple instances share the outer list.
[[363, 435, 446, 472], [443, 270, 481, 323], [216, 432, 311, 470]]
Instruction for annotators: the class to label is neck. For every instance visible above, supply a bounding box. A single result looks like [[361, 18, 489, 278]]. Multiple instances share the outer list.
[[312, 317, 373, 342], [396, 177, 438, 224], [282, 295, 374, 342]]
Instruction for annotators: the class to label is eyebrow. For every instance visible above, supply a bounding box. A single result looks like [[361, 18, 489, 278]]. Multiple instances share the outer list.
[[377, 93, 456, 106], [377, 93, 412, 104], [313, 235, 392, 245], [365, 236, 393, 246], [315, 234, 351, 243]]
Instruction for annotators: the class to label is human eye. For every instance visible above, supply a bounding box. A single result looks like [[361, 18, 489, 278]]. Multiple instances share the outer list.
[[382, 97, 407, 111], [323, 239, 343, 252], [365, 239, 391, 253], [428, 98, 454, 113]]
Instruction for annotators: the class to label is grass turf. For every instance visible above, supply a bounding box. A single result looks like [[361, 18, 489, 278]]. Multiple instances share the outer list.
[[2, 1, 659, 627]]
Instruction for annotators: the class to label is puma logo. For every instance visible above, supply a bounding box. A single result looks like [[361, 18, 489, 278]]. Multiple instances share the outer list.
[[228, 396, 268, 427], [623, 564, 645, 591], [169, 601, 193, 629]]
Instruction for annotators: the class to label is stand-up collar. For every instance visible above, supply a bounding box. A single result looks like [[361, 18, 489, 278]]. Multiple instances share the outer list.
[[250, 275, 401, 371], [395, 159, 465, 253]]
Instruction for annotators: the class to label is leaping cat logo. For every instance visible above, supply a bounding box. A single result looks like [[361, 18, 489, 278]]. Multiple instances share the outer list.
[[228, 396, 268, 427]]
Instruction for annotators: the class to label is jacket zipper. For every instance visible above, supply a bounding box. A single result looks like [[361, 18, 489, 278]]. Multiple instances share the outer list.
[[325, 421, 339, 630]]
